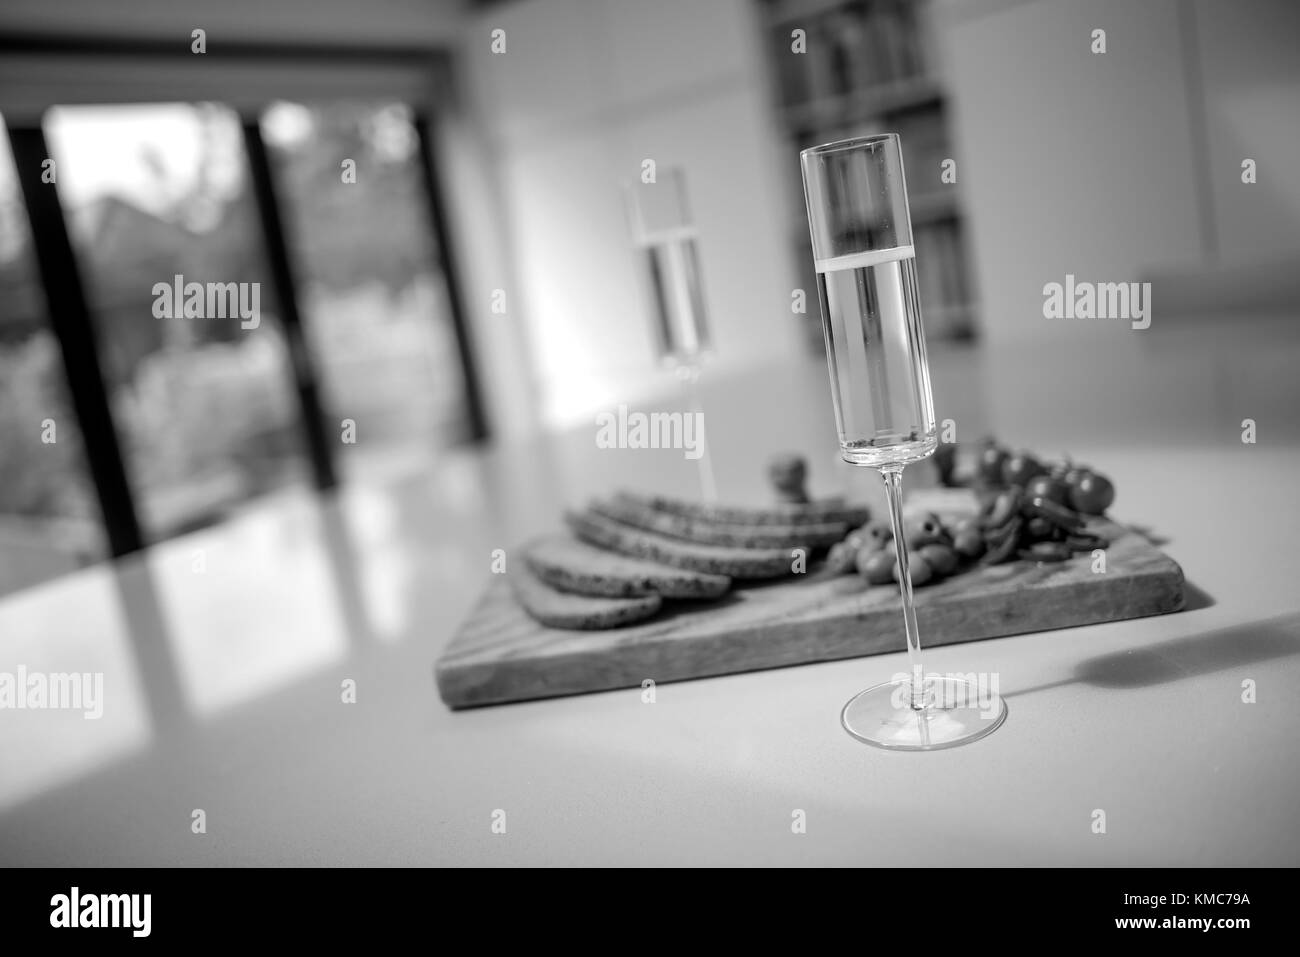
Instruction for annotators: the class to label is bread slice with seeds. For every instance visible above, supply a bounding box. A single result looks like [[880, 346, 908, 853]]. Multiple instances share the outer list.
[[509, 558, 662, 629], [524, 534, 731, 599]]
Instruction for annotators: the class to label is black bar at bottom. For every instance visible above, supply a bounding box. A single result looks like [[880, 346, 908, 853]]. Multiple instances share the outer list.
[[0, 866, 1276, 943]]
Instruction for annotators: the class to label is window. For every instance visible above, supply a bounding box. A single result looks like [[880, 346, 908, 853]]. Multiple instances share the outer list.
[[45, 103, 312, 540], [0, 43, 481, 580], [263, 100, 472, 481]]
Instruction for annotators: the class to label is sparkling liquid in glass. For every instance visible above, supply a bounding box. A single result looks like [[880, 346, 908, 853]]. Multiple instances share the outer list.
[[641, 229, 710, 366], [814, 244, 937, 467]]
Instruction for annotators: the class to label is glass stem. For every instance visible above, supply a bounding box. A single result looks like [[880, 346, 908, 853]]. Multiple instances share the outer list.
[[880, 465, 926, 709], [683, 368, 717, 503]]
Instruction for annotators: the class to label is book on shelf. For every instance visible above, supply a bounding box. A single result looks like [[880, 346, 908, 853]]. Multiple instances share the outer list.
[[894, 109, 950, 193], [913, 219, 975, 339], [773, 0, 939, 116], [764, 0, 977, 344]]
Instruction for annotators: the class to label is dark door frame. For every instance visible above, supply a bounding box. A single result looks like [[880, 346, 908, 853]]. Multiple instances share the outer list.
[[241, 120, 337, 491], [7, 122, 145, 556]]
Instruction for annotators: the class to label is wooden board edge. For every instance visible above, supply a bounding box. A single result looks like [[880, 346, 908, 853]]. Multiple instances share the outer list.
[[435, 561, 1187, 709]]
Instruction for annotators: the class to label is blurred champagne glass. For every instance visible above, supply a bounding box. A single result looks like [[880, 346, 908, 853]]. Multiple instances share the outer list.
[[626, 168, 716, 502]]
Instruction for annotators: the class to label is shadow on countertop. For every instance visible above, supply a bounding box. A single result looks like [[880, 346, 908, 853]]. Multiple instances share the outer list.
[[1012, 601, 1300, 695]]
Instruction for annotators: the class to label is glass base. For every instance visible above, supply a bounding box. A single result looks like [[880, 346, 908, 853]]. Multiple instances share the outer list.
[[841, 675, 1007, 751]]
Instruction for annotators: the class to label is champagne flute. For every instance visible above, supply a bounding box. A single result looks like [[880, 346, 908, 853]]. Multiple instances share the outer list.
[[626, 168, 717, 502], [800, 133, 1006, 750]]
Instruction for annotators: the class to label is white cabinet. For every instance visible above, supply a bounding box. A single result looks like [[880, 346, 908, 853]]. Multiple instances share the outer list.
[[937, 0, 1204, 345]]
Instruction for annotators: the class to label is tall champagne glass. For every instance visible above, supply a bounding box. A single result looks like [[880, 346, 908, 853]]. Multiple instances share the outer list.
[[801, 134, 1006, 750], [626, 168, 717, 501]]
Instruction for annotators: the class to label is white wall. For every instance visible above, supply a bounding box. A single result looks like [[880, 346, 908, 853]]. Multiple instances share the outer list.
[[937, 0, 1300, 329], [938, 0, 1204, 347], [434, 107, 543, 448], [932, 0, 1300, 445], [460, 0, 802, 429], [1194, 0, 1300, 264]]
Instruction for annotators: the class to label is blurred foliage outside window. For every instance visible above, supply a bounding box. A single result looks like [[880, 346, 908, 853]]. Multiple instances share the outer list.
[[0, 98, 473, 594]]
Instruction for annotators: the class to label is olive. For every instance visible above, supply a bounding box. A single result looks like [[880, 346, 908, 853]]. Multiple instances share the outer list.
[[892, 554, 934, 587], [985, 513, 1023, 543], [1022, 496, 1084, 530], [953, 527, 985, 559], [863, 521, 894, 550], [1065, 531, 1108, 552], [977, 444, 1009, 485], [1021, 541, 1073, 562], [983, 516, 1024, 564], [904, 513, 949, 549], [933, 442, 959, 486], [825, 541, 858, 574], [1025, 474, 1071, 506], [1025, 516, 1055, 540], [843, 525, 869, 552], [858, 548, 896, 585], [983, 490, 1020, 530], [919, 543, 959, 576], [977, 490, 1000, 517], [1001, 451, 1045, 487]]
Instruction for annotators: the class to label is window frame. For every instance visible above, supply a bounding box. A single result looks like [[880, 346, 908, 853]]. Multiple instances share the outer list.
[[1, 36, 487, 558]]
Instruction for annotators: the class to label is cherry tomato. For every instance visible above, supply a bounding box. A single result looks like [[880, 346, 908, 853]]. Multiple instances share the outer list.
[[892, 554, 934, 586], [904, 513, 948, 549], [1025, 474, 1071, 506], [826, 542, 858, 575], [919, 543, 959, 576], [977, 445, 1009, 484], [1063, 464, 1092, 489], [1069, 472, 1115, 515], [953, 527, 984, 559], [858, 549, 896, 585], [1025, 516, 1055, 540], [1001, 451, 1045, 487]]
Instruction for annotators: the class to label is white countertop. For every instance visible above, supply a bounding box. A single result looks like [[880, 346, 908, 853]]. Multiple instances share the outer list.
[[2, 353, 1298, 865]]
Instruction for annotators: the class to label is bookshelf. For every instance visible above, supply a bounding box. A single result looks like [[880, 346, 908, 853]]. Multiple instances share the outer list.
[[759, 0, 977, 349]]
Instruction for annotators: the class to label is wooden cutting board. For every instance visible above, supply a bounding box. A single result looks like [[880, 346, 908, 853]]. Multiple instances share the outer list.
[[435, 512, 1185, 709]]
